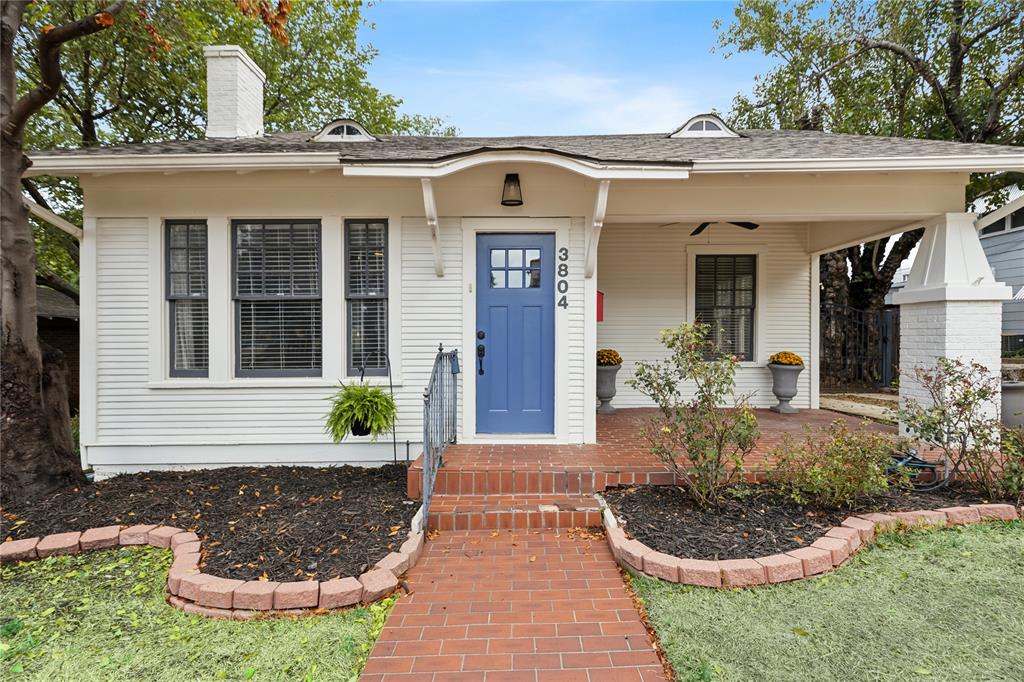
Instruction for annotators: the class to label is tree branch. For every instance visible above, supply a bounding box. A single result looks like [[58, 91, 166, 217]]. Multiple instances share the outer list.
[[2, 0, 126, 142], [36, 268, 79, 304], [855, 35, 969, 140], [962, 10, 1021, 52], [981, 54, 1024, 141]]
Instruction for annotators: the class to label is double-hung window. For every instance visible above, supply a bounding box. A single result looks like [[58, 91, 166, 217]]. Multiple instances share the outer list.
[[166, 221, 209, 377], [345, 220, 388, 376], [233, 220, 322, 377], [694, 254, 756, 361]]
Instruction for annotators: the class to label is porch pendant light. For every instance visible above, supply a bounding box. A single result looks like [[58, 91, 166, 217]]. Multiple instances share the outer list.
[[501, 173, 523, 206]]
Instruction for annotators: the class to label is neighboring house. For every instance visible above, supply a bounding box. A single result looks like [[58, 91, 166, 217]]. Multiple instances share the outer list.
[[976, 187, 1024, 354], [36, 285, 80, 411], [26, 45, 1020, 478]]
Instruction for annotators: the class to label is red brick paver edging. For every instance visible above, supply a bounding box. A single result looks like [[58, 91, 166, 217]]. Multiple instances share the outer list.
[[363, 528, 666, 681], [603, 503, 1019, 588], [1, 522, 426, 619]]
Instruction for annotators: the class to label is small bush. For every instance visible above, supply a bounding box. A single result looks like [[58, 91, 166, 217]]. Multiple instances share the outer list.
[[1000, 427, 1024, 505], [898, 357, 1006, 498], [770, 419, 907, 508], [629, 322, 759, 509]]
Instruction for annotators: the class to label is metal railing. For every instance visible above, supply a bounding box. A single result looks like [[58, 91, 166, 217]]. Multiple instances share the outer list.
[[422, 344, 460, 524]]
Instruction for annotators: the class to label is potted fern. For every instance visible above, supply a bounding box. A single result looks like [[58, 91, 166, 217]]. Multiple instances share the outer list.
[[325, 382, 397, 440]]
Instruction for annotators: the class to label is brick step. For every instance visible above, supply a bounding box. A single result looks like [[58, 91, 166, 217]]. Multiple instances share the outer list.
[[407, 463, 674, 498], [426, 494, 603, 531]]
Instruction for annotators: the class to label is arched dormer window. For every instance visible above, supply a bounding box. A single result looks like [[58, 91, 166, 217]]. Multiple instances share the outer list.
[[313, 118, 376, 142], [669, 114, 739, 139]]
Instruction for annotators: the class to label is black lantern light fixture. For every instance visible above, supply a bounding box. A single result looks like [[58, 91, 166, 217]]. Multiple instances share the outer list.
[[501, 173, 523, 206]]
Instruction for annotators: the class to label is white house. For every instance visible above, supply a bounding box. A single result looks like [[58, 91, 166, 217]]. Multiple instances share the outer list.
[[28, 46, 1021, 479]]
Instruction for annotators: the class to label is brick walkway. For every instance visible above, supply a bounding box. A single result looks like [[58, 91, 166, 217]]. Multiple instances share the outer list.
[[361, 529, 666, 682]]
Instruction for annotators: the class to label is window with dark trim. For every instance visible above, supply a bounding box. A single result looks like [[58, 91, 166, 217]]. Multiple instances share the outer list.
[[166, 221, 209, 377], [694, 254, 756, 361], [345, 220, 388, 376], [233, 220, 322, 377]]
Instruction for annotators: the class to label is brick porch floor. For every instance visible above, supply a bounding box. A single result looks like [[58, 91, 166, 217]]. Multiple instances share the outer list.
[[410, 408, 892, 499], [361, 528, 665, 682]]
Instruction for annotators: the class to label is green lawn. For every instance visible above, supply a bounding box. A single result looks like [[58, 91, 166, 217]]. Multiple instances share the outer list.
[[635, 522, 1024, 682], [0, 546, 392, 681]]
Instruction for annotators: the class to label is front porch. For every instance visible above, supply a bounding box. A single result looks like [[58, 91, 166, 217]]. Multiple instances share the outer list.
[[412, 408, 891, 530]]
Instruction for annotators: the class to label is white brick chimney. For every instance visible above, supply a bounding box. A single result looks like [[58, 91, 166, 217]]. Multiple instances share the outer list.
[[203, 45, 266, 139]]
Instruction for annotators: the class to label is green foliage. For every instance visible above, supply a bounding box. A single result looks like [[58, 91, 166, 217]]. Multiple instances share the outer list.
[[629, 322, 759, 509], [769, 419, 908, 508], [999, 427, 1024, 505], [16, 0, 456, 295], [898, 357, 1008, 498], [325, 383, 397, 442], [0, 546, 386, 681], [717, 0, 1024, 204], [635, 522, 1024, 682]]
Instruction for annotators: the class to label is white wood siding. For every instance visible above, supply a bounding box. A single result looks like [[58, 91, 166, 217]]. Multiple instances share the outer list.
[[91, 216, 466, 452], [596, 223, 813, 408]]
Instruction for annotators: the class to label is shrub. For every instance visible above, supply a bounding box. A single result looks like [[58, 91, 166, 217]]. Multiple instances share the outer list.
[[324, 383, 397, 441], [770, 420, 907, 508], [1000, 427, 1024, 505], [597, 348, 622, 366], [897, 357, 1006, 498], [629, 322, 759, 509]]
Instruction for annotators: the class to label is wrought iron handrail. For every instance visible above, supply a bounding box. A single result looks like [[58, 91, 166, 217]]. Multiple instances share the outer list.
[[422, 344, 459, 527]]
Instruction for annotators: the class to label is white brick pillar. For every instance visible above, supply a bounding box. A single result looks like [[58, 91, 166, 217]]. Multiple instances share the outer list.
[[893, 213, 1011, 427]]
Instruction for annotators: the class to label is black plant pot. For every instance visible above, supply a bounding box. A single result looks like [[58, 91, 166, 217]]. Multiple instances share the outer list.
[[351, 419, 372, 437]]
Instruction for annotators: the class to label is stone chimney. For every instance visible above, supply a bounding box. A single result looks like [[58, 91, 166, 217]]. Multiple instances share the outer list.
[[203, 45, 265, 139]]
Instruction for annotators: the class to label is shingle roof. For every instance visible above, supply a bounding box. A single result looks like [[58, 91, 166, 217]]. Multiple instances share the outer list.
[[36, 286, 79, 319], [30, 128, 1023, 165]]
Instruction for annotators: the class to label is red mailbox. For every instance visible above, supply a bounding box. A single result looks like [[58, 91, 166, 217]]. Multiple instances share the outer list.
[[597, 290, 604, 322]]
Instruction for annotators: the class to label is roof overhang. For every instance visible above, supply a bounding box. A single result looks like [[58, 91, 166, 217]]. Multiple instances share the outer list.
[[25, 152, 342, 176], [24, 150, 1024, 178], [690, 155, 1024, 174], [341, 148, 691, 180], [975, 191, 1024, 230]]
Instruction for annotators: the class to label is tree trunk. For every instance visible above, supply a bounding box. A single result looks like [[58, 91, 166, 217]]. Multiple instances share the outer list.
[[1, 1, 82, 502]]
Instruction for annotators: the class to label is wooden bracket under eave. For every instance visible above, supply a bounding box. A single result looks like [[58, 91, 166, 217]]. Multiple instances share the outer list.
[[421, 178, 444, 277], [584, 180, 611, 278]]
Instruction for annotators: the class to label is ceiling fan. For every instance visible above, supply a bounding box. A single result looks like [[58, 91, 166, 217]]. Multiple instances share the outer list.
[[688, 221, 760, 236]]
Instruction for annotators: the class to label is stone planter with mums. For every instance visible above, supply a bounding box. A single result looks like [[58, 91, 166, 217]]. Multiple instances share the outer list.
[[596, 348, 623, 415], [768, 351, 804, 414]]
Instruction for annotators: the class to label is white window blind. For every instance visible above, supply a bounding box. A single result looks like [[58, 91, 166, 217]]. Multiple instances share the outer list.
[[167, 221, 208, 376], [346, 220, 388, 375], [694, 254, 756, 361], [234, 220, 322, 376]]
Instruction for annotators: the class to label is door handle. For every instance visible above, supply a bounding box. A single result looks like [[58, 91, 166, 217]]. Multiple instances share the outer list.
[[476, 343, 486, 375]]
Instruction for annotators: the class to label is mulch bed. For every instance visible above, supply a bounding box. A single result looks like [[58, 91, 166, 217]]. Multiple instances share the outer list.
[[0, 464, 416, 582], [603, 484, 1014, 561]]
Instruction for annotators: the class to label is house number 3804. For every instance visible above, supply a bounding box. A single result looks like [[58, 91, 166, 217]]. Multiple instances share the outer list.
[[556, 246, 569, 309]]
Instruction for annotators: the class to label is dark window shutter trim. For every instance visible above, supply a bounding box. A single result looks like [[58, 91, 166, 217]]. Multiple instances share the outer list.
[[232, 219, 323, 377], [166, 220, 209, 377], [345, 219, 388, 376]]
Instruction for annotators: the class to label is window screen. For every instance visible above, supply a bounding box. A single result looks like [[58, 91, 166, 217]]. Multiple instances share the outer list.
[[346, 220, 388, 375], [166, 221, 208, 377], [694, 254, 756, 361], [233, 220, 322, 376]]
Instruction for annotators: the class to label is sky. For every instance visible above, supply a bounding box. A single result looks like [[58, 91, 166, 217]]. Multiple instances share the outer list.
[[361, 0, 774, 136]]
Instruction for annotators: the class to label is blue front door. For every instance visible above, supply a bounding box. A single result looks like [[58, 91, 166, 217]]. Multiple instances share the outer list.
[[476, 233, 555, 433]]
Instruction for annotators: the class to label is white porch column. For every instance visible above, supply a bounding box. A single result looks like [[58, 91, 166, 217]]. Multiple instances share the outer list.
[[893, 213, 1011, 423]]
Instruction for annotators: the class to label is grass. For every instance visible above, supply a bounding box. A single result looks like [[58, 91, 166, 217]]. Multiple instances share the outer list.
[[0, 546, 393, 681], [635, 522, 1024, 682]]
